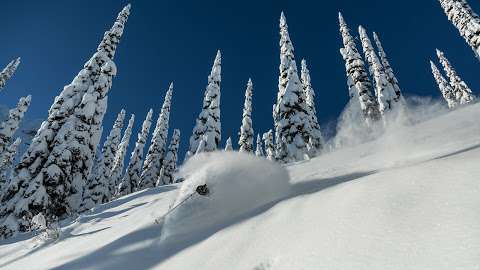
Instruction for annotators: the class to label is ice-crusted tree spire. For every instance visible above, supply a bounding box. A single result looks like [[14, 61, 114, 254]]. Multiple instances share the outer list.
[[438, 0, 480, 59], [118, 109, 153, 196], [338, 13, 380, 124], [430, 61, 458, 108], [0, 138, 21, 195], [109, 114, 134, 197], [255, 134, 264, 157], [436, 49, 475, 105], [300, 59, 323, 156], [0, 4, 131, 239], [139, 83, 173, 189], [81, 109, 125, 211], [359, 26, 397, 115], [186, 51, 221, 158], [157, 129, 180, 186], [238, 78, 254, 153], [373, 32, 402, 102], [224, 137, 233, 151], [0, 95, 31, 154], [0, 58, 20, 90], [195, 134, 208, 155], [275, 66, 311, 163], [262, 130, 275, 161]]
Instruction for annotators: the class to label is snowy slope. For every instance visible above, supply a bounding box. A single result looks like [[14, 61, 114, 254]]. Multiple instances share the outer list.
[[1, 103, 480, 269]]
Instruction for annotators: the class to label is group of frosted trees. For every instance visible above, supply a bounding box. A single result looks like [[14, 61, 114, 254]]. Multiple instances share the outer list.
[[0, 0, 479, 240]]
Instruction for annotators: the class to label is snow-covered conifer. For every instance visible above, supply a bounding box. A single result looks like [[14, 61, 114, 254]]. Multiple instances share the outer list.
[[0, 58, 20, 90], [438, 0, 480, 59], [263, 130, 275, 161], [275, 66, 311, 163], [0, 138, 21, 195], [436, 49, 475, 105], [338, 13, 380, 124], [118, 109, 152, 196], [359, 26, 397, 115], [157, 129, 180, 186], [139, 83, 173, 189], [195, 134, 208, 155], [373, 32, 402, 102], [187, 51, 222, 158], [0, 5, 131, 239], [224, 137, 233, 151], [81, 109, 125, 210], [430, 61, 458, 108], [0, 95, 31, 154], [300, 59, 323, 156], [255, 134, 264, 157], [109, 114, 134, 196], [238, 78, 254, 153]]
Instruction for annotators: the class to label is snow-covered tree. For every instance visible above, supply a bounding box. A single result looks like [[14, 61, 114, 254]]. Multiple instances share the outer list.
[[300, 59, 323, 156], [139, 83, 173, 189], [157, 129, 180, 186], [0, 5, 131, 239], [0, 95, 31, 154], [338, 13, 380, 124], [238, 78, 254, 153], [436, 49, 475, 105], [186, 51, 222, 159], [224, 137, 233, 151], [373, 32, 402, 102], [430, 61, 458, 108], [438, 0, 480, 59], [0, 58, 20, 90], [359, 26, 397, 115], [262, 130, 275, 161], [0, 138, 21, 195], [81, 109, 125, 211], [118, 109, 152, 196], [255, 134, 264, 157], [274, 12, 299, 149], [109, 114, 134, 196], [275, 66, 311, 163], [195, 134, 208, 155]]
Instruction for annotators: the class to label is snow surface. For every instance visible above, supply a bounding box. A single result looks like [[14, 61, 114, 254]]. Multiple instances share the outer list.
[[1, 102, 480, 269]]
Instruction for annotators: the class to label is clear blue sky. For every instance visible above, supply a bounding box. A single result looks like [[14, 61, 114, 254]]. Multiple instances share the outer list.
[[1, 0, 479, 158]]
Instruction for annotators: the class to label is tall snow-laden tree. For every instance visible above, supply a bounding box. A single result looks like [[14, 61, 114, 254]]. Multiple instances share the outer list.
[[186, 51, 222, 159], [238, 78, 254, 153], [436, 49, 475, 105], [118, 109, 153, 196], [275, 66, 311, 163], [81, 109, 125, 211], [274, 12, 299, 148], [255, 134, 264, 157], [224, 137, 233, 151], [0, 58, 20, 90], [157, 129, 180, 186], [372, 32, 403, 102], [263, 130, 275, 161], [359, 26, 397, 115], [0, 95, 31, 154], [430, 61, 458, 108], [0, 138, 21, 195], [438, 0, 480, 59], [300, 59, 323, 156], [338, 13, 380, 124], [0, 4, 131, 239], [139, 83, 174, 189], [109, 114, 134, 197]]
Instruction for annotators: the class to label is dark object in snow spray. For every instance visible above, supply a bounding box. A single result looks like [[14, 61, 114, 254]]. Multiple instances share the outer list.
[[196, 184, 209, 196]]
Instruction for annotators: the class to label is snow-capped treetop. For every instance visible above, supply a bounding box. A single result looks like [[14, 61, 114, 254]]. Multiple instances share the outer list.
[[238, 78, 254, 153], [224, 137, 233, 151], [263, 129, 275, 161], [110, 113, 135, 192], [0, 57, 20, 90], [0, 95, 31, 154], [372, 32, 402, 102], [255, 134, 264, 157], [157, 128, 181, 186], [430, 60, 457, 108], [97, 4, 131, 59]]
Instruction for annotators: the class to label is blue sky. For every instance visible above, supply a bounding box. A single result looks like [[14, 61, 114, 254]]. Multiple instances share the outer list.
[[1, 0, 479, 158]]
